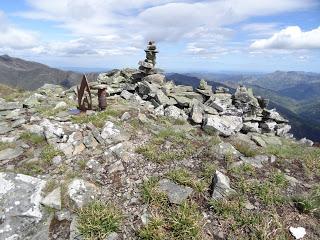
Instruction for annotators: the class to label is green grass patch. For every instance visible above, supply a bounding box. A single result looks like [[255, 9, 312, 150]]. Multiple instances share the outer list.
[[136, 129, 195, 163], [209, 196, 287, 239], [293, 185, 320, 216], [233, 142, 258, 157], [264, 141, 320, 177], [20, 132, 46, 145], [40, 145, 63, 166], [138, 201, 203, 240], [77, 200, 122, 239], [71, 108, 123, 128], [167, 168, 207, 193], [141, 177, 168, 207]]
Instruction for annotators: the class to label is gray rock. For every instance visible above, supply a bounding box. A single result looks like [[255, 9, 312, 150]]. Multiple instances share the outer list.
[[211, 170, 236, 200], [276, 124, 291, 137], [121, 112, 131, 121], [107, 232, 120, 240], [0, 147, 24, 162], [0, 102, 22, 111], [242, 122, 260, 133], [83, 133, 99, 149], [142, 74, 165, 85], [204, 96, 227, 112], [263, 109, 289, 123], [154, 89, 171, 106], [298, 138, 313, 147], [101, 121, 128, 145], [55, 210, 72, 221], [69, 216, 82, 240], [260, 121, 277, 133], [120, 90, 133, 100], [164, 106, 188, 121], [154, 105, 165, 116], [203, 115, 243, 136], [190, 100, 204, 124], [67, 179, 99, 208], [0, 125, 13, 135], [41, 187, 61, 210], [52, 155, 63, 165], [23, 93, 46, 108], [171, 95, 192, 107], [86, 123, 104, 144], [12, 118, 27, 128], [158, 179, 193, 204], [238, 155, 269, 168], [108, 160, 125, 174], [212, 142, 241, 160], [0, 172, 47, 239], [251, 135, 267, 147]]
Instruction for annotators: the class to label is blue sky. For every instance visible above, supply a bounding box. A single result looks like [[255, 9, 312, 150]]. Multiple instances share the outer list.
[[0, 0, 319, 72]]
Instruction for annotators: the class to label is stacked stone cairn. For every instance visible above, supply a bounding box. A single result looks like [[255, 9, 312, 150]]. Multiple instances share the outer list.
[[91, 42, 292, 138]]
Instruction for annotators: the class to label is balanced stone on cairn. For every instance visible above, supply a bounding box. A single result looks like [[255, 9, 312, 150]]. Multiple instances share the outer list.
[[138, 41, 158, 75]]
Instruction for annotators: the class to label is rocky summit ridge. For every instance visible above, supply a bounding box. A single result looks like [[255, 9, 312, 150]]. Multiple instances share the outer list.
[[0, 43, 319, 240]]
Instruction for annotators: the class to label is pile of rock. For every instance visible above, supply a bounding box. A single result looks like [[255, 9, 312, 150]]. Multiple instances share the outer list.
[[88, 42, 292, 138]]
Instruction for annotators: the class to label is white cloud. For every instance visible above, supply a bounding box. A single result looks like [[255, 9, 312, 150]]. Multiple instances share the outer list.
[[9, 0, 319, 57], [0, 11, 38, 50], [250, 26, 320, 49]]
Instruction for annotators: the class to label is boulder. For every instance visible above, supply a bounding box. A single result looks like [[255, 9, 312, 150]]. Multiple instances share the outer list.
[[211, 171, 236, 200], [190, 100, 204, 124], [164, 106, 188, 121], [154, 105, 165, 116], [120, 90, 133, 100], [238, 155, 270, 168], [242, 122, 260, 133], [158, 179, 193, 204], [0, 102, 22, 111], [0, 172, 47, 239], [260, 121, 277, 133], [67, 179, 99, 208], [101, 121, 128, 145], [263, 109, 289, 123], [298, 138, 313, 147], [212, 142, 241, 160], [276, 124, 291, 137], [142, 74, 165, 85], [203, 115, 243, 136], [0, 147, 24, 163], [154, 89, 172, 106], [40, 187, 61, 210]]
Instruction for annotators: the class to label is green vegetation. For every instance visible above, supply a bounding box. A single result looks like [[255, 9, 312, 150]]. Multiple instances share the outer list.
[[136, 129, 195, 163], [40, 145, 62, 165], [139, 201, 202, 240], [167, 168, 207, 193], [77, 201, 122, 240], [20, 132, 46, 145], [293, 185, 320, 216], [233, 142, 258, 157], [263, 140, 320, 176], [140, 178, 203, 239], [0, 142, 16, 151], [71, 108, 123, 127], [209, 196, 286, 239], [141, 177, 168, 207]]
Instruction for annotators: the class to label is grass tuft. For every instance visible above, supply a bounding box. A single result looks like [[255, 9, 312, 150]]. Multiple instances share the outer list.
[[20, 132, 46, 145], [77, 200, 122, 239], [136, 129, 195, 163]]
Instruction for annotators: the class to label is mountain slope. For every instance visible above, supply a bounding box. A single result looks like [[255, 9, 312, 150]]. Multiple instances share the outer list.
[[0, 55, 98, 90]]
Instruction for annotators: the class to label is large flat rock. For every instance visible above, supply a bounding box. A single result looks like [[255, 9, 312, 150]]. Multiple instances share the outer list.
[[0, 172, 47, 239]]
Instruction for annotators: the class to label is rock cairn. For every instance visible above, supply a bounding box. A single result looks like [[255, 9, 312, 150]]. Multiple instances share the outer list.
[[92, 42, 292, 138], [138, 41, 158, 75]]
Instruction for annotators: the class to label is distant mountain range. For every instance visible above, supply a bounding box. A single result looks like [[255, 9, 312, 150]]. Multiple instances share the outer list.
[[0, 54, 319, 141], [172, 71, 320, 141], [0, 55, 98, 90]]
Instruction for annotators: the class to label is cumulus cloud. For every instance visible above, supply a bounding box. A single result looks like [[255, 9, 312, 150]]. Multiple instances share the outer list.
[[9, 0, 319, 57], [250, 26, 320, 49], [0, 11, 38, 50]]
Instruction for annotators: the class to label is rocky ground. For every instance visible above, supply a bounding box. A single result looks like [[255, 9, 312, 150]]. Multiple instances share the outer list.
[[0, 70, 319, 240]]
